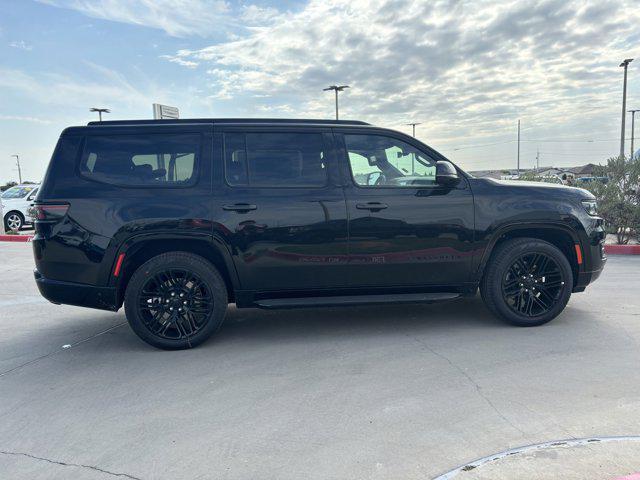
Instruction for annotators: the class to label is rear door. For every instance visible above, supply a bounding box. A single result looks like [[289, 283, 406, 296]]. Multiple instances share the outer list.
[[337, 129, 475, 289], [214, 126, 349, 292]]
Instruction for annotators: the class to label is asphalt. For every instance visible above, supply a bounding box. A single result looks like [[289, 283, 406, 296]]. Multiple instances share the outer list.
[[0, 242, 639, 480]]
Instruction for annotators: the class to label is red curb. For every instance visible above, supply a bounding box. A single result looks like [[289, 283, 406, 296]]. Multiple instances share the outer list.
[[0, 234, 33, 242], [613, 474, 640, 480], [605, 244, 640, 255]]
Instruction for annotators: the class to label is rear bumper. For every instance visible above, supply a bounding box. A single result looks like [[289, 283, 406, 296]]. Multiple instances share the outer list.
[[34, 270, 118, 311]]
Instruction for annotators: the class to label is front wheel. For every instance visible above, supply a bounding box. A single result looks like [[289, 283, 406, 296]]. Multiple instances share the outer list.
[[124, 252, 228, 349], [481, 238, 573, 327]]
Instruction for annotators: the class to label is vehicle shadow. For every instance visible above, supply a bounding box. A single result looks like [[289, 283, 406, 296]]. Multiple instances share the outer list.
[[5, 295, 590, 359], [212, 295, 506, 346]]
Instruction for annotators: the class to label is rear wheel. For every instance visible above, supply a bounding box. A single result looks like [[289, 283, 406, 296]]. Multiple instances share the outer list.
[[481, 238, 573, 326], [124, 252, 227, 349], [4, 211, 24, 231]]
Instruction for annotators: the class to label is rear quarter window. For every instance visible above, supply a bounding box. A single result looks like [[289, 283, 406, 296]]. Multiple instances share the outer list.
[[79, 133, 200, 187]]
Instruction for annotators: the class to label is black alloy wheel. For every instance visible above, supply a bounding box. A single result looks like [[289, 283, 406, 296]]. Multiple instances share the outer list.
[[480, 238, 573, 327], [124, 252, 227, 349], [138, 269, 213, 341], [501, 252, 565, 317]]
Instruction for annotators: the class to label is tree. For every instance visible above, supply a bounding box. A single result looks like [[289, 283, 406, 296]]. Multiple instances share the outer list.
[[585, 156, 640, 244], [0, 181, 18, 192]]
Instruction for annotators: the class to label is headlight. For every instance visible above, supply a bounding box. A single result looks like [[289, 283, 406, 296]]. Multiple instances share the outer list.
[[581, 199, 598, 216]]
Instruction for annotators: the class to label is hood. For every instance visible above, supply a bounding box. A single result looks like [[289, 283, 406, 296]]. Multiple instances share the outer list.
[[482, 178, 595, 199], [1, 197, 23, 204]]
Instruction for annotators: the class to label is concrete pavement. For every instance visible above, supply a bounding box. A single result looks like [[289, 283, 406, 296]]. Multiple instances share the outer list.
[[1, 242, 639, 479]]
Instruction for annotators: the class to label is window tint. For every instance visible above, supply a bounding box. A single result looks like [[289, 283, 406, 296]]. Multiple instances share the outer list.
[[80, 134, 199, 186], [344, 134, 436, 187], [225, 132, 327, 187]]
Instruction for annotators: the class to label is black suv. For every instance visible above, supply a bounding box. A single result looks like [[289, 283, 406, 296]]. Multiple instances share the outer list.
[[33, 119, 606, 349]]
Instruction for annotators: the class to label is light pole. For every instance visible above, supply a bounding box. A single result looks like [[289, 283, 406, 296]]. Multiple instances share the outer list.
[[517, 119, 521, 177], [405, 122, 422, 137], [323, 85, 349, 120], [619, 59, 633, 158], [629, 109, 639, 159], [90, 107, 110, 122], [11, 155, 22, 184]]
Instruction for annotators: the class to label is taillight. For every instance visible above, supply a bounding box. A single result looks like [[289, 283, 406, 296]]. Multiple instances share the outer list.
[[35, 203, 69, 222]]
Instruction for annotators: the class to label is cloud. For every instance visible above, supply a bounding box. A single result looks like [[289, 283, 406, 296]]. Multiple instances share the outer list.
[[160, 53, 199, 68], [0, 62, 215, 125], [167, 0, 639, 147], [38, 0, 232, 37], [0, 114, 51, 124], [9, 40, 33, 51], [0, 63, 172, 122]]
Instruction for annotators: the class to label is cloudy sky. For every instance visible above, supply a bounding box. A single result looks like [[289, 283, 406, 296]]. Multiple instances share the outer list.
[[1, 0, 639, 183]]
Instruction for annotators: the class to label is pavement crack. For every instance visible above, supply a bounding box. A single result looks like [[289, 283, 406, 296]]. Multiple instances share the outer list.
[[0, 322, 126, 378], [411, 336, 527, 437], [0, 450, 142, 479]]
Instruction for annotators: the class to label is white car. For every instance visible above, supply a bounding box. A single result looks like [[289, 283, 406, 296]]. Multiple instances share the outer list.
[[1, 184, 40, 231]]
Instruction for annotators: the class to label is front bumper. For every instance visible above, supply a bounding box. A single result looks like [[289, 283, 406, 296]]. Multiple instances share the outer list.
[[34, 270, 118, 311], [573, 239, 606, 292]]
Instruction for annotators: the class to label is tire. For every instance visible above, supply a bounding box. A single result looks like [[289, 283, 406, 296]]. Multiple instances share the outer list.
[[4, 211, 24, 231], [480, 238, 573, 327], [124, 252, 228, 349]]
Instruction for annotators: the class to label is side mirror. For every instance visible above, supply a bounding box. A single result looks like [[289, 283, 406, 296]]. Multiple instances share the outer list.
[[435, 161, 460, 187]]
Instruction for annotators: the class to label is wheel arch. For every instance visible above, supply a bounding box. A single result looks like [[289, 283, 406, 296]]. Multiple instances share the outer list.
[[111, 233, 239, 308], [4, 209, 25, 220], [478, 223, 583, 289]]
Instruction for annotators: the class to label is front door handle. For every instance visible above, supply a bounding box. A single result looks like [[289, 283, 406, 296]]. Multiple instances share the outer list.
[[222, 203, 257, 213], [356, 202, 388, 211]]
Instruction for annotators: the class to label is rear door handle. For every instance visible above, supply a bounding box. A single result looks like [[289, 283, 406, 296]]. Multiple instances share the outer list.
[[222, 203, 257, 213], [356, 202, 388, 211]]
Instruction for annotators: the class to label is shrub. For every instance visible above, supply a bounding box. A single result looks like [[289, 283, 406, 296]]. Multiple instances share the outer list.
[[585, 156, 640, 244]]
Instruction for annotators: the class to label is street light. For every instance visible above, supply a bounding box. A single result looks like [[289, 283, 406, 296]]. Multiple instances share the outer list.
[[629, 109, 639, 160], [619, 58, 633, 158], [11, 155, 22, 184], [90, 107, 110, 122], [405, 122, 422, 137], [323, 85, 349, 120]]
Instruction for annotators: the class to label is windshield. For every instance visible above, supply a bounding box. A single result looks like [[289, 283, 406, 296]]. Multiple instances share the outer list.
[[1, 186, 36, 199]]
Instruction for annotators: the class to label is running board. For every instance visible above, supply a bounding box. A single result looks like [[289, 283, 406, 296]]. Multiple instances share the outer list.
[[254, 292, 461, 309]]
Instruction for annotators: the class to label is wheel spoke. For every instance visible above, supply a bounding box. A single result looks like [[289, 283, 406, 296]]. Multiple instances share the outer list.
[[525, 294, 535, 315], [502, 251, 563, 317], [137, 268, 214, 341], [531, 292, 550, 310], [536, 285, 557, 304]]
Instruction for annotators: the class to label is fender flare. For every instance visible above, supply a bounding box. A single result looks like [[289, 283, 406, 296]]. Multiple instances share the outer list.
[[105, 231, 240, 292], [475, 220, 584, 280]]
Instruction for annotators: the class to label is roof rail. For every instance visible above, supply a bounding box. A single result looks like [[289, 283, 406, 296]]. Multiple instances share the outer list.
[[87, 118, 370, 126]]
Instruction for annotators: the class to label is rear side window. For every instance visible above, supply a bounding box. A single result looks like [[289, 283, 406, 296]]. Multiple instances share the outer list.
[[79, 134, 200, 186], [224, 132, 327, 187]]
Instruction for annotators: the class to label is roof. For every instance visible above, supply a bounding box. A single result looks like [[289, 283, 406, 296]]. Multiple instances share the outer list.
[[568, 163, 598, 175], [87, 118, 370, 126]]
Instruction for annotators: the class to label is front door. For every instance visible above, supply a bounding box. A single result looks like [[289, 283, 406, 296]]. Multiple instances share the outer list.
[[215, 127, 349, 292], [337, 131, 475, 289]]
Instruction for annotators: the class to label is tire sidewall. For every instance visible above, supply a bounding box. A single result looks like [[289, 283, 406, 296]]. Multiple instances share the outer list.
[[124, 252, 227, 349], [485, 239, 573, 326]]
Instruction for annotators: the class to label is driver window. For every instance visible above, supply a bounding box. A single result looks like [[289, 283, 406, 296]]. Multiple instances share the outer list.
[[344, 134, 436, 187]]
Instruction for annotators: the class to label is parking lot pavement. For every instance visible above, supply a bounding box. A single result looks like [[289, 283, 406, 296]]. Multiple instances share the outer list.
[[1, 242, 639, 480]]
